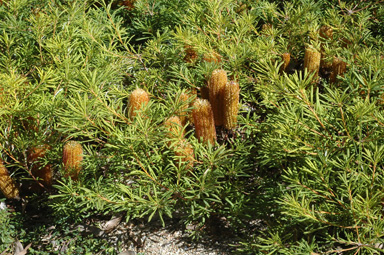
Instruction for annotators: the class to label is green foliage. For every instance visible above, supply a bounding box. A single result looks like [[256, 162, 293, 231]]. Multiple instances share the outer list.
[[0, 0, 383, 254], [0, 200, 18, 252]]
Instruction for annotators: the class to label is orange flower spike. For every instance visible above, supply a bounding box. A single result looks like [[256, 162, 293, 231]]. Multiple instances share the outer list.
[[28, 144, 52, 187], [223, 81, 240, 130], [0, 159, 19, 199], [208, 69, 227, 126], [280, 53, 291, 73], [192, 99, 216, 145], [63, 141, 83, 181], [330, 57, 347, 83], [304, 47, 321, 78], [128, 88, 150, 119]]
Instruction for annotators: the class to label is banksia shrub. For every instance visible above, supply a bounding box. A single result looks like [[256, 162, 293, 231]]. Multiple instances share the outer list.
[[0, 159, 19, 199], [63, 141, 83, 180], [329, 57, 347, 83], [208, 69, 227, 126], [192, 99, 216, 145], [28, 144, 52, 187], [304, 47, 321, 78], [128, 88, 150, 119], [280, 53, 291, 73], [223, 81, 240, 130], [1, 1, 381, 253]]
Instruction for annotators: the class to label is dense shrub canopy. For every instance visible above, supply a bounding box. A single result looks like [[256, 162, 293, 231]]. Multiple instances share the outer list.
[[0, 0, 383, 254]]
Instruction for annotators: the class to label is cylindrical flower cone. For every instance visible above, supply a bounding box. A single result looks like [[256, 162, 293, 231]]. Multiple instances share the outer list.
[[192, 99, 216, 145], [329, 57, 347, 83], [128, 88, 150, 119], [28, 144, 52, 187], [63, 141, 83, 180], [188, 89, 197, 124], [304, 47, 321, 78], [223, 81, 240, 130], [280, 53, 291, 73], [164, 116, 184, 141], [174, 139, 194, 170], [208, 69, 227, 126], [0, 159, 19, 199]]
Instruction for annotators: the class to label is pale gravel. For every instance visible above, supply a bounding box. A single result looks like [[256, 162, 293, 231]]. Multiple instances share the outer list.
[[105, 218, 234, 255], [10, 198, 236, 255], [3, 200, 236, 255], [45, 218, 233, 255]]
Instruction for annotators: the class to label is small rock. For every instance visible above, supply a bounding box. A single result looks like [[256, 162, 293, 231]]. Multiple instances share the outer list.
[[118, 251, 136, 255], [0, 201, 6, 210], [103, 216, 122, 232], [14, 241, 31, 255]]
